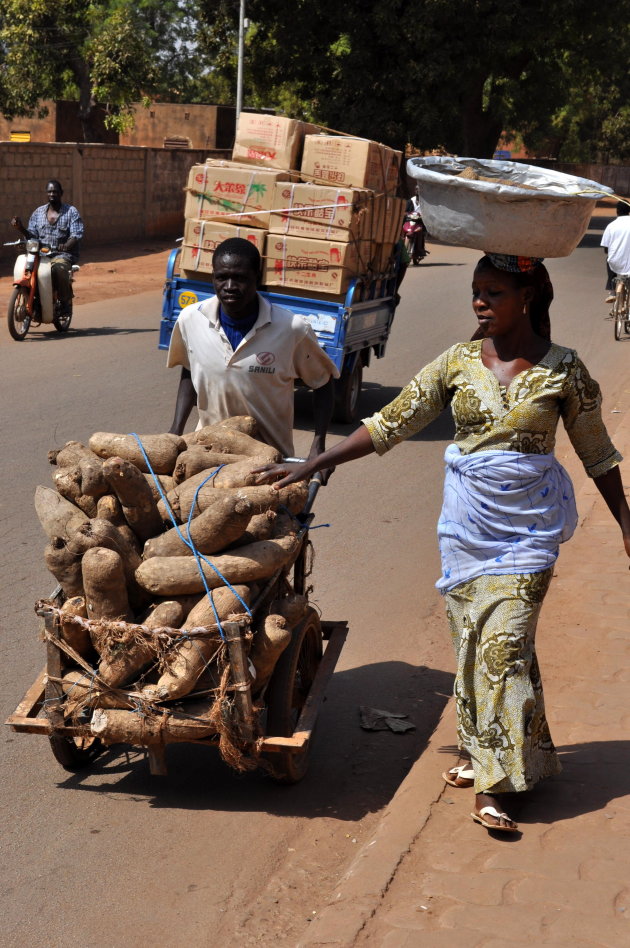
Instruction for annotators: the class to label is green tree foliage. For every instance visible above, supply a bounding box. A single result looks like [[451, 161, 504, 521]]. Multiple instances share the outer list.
[[196, 0, 630, 160], [0, 0, 206, 141]]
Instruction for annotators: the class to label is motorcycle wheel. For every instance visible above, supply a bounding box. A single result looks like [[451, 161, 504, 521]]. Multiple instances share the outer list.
[[53, 302, 72, 333], [7, 287, 31, 340]]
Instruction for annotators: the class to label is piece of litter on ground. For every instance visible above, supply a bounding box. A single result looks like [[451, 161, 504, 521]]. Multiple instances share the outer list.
[[359, 706, 416, 733]]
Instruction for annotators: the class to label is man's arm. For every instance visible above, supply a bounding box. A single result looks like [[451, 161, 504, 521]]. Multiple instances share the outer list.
[[309, 377, 335, 459], [10, 217, 31, 239], [169, 367, 197, 435]]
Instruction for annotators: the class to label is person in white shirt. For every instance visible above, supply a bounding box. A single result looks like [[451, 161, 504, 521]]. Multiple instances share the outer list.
[[601, 202, 630, 303], [167, 238, 339, 460]]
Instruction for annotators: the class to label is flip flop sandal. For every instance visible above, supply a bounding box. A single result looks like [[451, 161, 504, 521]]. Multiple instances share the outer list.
[[471, 806, 519, 833], [442, 764, 475, 788]]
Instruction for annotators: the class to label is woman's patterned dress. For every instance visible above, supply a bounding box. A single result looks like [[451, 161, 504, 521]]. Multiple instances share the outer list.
[[363, 340, 621, 793]]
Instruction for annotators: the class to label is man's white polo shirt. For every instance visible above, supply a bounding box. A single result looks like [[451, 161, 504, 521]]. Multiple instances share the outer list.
[[601, 215, 630, 275], [167, 293, 339, 456]]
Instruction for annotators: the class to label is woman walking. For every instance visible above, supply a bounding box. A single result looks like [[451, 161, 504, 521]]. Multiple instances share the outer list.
[[255, 254, 630, 832]]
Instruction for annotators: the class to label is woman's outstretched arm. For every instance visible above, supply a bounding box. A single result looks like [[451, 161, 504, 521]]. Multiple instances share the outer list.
[[254, 424, 376, 488], [593, 465, 630, 561]]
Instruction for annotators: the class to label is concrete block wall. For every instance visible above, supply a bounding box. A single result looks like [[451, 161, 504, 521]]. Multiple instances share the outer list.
[[0, 142, 231, 247]]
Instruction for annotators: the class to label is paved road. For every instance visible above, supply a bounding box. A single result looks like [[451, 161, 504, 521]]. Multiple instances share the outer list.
[[2, 211, 628, 946]]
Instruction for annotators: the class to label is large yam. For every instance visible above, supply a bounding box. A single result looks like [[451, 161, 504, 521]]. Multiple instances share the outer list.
[[135, 534, 300, 596], [97, 624, 159, 688], [52, 466, 98, 517], [91, 707, 214, 745], [143, 472, 175, 503], [79, 456, 109, 498], [250, 614, 291, 692], [276, 481, 309, 514], [228, 508, 296, 549], [67, 518, 146, 608], [35, 486, 89, 541], [61, 671, 135, 712], [59, 596, 94, 659], [102, 457, 164, 542], [143, 493, 253, 559], [44, 538, 83, 597], [142, 585, 251, 701], [82, 547, 133, 622], [212, 456, 280, 490], [48, 441, 98, 468], [192, 425, 280, 462], [216, 415, 259, 436], [159, 479, 280, 524], [172, 447, 246, 485], [89, 432, 186, 474]]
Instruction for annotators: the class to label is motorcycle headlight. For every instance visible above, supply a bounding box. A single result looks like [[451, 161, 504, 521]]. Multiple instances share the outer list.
[[26, 238, 40, 253]]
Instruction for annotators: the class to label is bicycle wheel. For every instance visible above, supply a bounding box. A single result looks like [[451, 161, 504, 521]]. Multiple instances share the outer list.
[[613, 283, 625, 341], [7, 286, 31, 340]]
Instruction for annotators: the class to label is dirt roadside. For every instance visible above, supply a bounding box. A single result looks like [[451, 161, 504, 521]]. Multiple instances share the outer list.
[[0, 239, 175, 313]]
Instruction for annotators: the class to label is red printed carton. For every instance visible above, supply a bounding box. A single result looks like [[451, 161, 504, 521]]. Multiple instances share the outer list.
[[184, 161, 294, 228], [269, 183, 374, 242], [263, 235, 373, 295], [301, 136, 402, 195], [181, 220, 266, 276], [232, 113, 320, 171]]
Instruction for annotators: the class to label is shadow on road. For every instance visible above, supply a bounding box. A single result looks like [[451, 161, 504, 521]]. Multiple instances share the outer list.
[[12, 326, 158, 342], [52, 661, 454, 820], [491, 740, 630, 826]]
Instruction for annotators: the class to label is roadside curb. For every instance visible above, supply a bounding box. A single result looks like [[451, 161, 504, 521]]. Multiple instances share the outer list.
[[300, 383, 630, 947], [298, 700, 456, 946]]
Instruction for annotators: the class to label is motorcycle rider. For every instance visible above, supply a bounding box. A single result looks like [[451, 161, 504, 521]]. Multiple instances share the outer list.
[[11, 180, 84, 315]]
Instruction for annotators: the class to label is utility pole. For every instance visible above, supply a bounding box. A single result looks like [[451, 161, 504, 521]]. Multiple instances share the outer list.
[[236, 0, 246, 118]]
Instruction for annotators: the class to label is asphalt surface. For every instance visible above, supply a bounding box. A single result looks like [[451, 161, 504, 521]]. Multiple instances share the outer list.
[[2, 209, 628, 946]]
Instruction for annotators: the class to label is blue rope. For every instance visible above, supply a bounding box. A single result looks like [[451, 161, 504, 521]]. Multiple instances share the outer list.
[[128, 433, 252, 642]]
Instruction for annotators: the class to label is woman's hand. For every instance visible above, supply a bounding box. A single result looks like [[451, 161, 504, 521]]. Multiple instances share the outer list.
[[253, 461, 312, 489]]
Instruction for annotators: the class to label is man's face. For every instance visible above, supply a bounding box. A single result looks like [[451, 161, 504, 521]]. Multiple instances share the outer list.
[[47, 182, 62, 207], [213, 253, 259, 319]]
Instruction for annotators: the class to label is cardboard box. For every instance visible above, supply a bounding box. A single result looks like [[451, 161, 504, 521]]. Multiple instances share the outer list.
[[232, 113, 320, 171], [184, 162, 293, 228], [301, 136, 402, 195], [263, 235, 373, 295], [269, 183, 373, 242], [181, 220, 266, 276]]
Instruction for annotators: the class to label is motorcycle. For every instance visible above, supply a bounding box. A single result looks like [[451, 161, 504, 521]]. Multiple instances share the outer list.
[[402, 211, 428, 265], [4, 238, 78, 341]]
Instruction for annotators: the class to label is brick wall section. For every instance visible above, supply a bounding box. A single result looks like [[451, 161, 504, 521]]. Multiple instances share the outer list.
[[0, 142, 230, 246]]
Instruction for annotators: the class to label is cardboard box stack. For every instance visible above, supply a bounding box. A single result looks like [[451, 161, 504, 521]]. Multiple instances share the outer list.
[[180, 114, 405, 295]]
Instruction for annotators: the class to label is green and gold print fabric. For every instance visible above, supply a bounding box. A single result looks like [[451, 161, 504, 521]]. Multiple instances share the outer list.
[[363, 341, 621, 479]]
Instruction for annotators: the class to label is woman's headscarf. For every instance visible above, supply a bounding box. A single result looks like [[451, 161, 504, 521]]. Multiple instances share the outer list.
[[471, 254, 553, 341]]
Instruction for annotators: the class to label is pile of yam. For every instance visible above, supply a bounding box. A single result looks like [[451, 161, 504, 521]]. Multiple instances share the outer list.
[[38, 417, 310, 754]]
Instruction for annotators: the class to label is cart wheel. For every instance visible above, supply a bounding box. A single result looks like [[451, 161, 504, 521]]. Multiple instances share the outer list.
[[49, 733, 102, 771], [334, 359, 363, 424], [265, 607, 323, 784], [7, 287, 31, 340]]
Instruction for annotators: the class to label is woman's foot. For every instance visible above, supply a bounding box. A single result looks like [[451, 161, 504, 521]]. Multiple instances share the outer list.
[[442, 764, 475, 788], [471, 792, 518, 832]]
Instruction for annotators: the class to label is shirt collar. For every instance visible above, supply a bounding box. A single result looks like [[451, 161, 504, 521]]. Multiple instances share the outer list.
[[202, 292, 272, 330]]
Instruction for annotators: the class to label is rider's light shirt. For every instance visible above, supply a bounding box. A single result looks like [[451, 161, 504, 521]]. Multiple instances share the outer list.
[[601, 216, 630, 276]]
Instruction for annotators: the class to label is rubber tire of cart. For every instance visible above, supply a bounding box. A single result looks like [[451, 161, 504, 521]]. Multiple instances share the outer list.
[[265, 607, 323, 784], [334, 358, 363, 424], [48, 733, 103, 771]]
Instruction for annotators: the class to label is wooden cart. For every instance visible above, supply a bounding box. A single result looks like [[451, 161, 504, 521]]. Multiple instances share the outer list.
[[6, 475, 347, 782]]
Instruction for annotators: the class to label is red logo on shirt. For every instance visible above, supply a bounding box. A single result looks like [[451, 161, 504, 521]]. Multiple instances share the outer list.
[[256, 351, 275, 366]]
